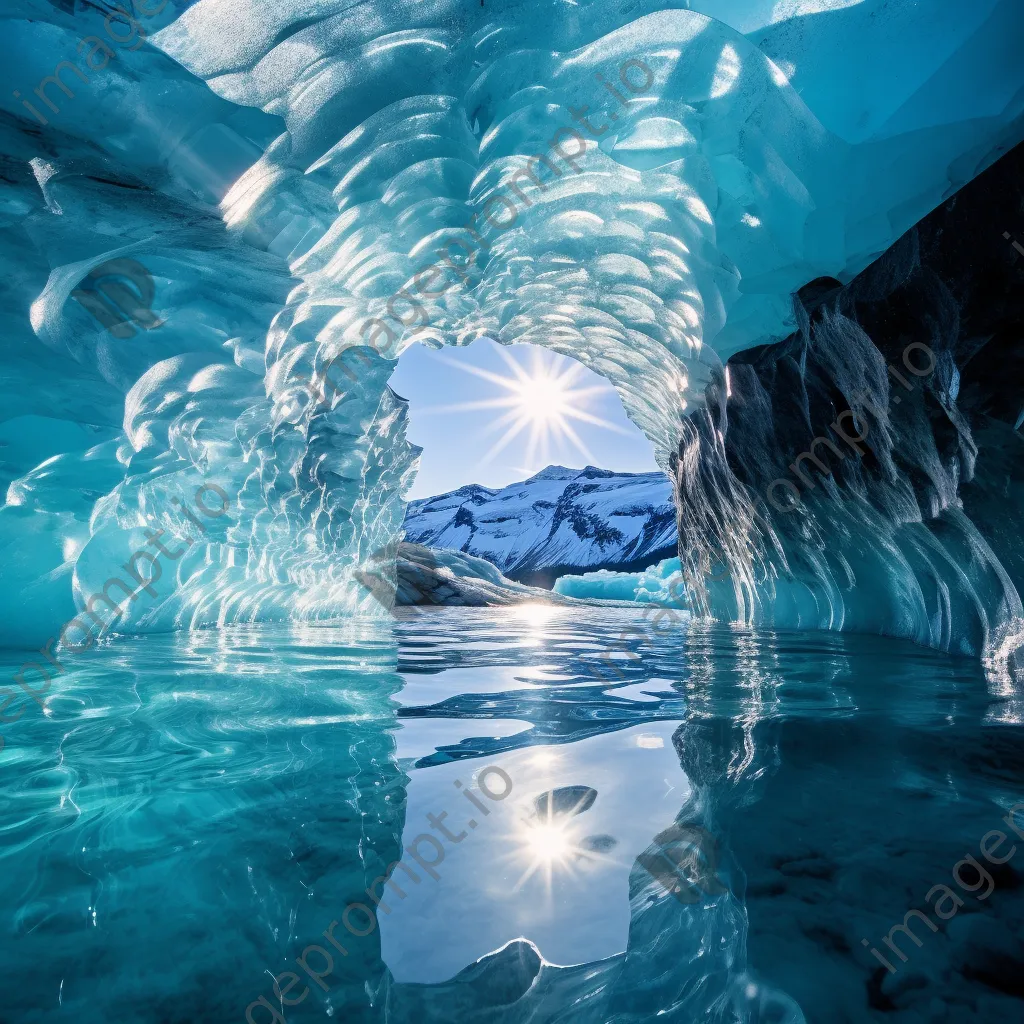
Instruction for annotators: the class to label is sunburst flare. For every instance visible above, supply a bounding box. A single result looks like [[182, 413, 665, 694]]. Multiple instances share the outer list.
[[416, 345, 633, 472]]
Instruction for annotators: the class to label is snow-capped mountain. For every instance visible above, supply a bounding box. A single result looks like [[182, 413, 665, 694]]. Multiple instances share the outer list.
[[403, 466, 678, 587]]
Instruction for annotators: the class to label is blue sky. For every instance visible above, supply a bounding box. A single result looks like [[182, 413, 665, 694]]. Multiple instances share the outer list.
[[388, 339, 659, 499]]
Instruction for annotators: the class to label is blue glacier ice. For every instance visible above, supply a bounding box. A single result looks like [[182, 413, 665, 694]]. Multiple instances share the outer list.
[[3, 5, 1024, 1022], [555, 554, 689, 605], [0, 0, 1022, 660]]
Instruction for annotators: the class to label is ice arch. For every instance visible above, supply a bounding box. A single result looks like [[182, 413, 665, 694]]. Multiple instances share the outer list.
[[0, 0, 1022, 656]]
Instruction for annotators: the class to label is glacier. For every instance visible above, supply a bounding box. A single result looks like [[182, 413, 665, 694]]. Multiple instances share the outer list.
[[0, 0, 1022, 680]]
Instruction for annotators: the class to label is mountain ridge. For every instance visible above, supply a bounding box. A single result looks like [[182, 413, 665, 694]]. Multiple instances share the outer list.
[[403, 465, 678, 588]]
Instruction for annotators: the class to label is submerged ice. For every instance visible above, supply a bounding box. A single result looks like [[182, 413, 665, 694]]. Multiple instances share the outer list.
[[0, 0, 1022, 674]]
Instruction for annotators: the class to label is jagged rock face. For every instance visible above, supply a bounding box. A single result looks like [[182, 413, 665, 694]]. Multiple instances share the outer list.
[[403, 466, 677, 587], [678, 139, 1024, 679], [0, 0, 1022, 647]]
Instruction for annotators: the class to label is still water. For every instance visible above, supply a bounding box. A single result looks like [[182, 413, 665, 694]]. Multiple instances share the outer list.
[[3, 606, 1022, 1023]]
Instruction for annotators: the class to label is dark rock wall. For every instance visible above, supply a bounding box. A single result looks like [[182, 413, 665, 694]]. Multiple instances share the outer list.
[[674, 140, 1024, 678]]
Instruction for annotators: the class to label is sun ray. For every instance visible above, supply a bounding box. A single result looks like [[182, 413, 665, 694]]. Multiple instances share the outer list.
[[481, 414, 534, 462], [426, 342, 643, 475], [535, 417, 552, 469], [496, 344, 537, 385], [524, 418, 542, 470], [413, 396, 522, 415], [553, 359, 588, 389], [556, 417, 596, 464], [545, 418, 577, 469], [560, 385, 611, 403], [563, 406, 637, 436], [480, 405, 527, 437], [435, 354, 525, 391]]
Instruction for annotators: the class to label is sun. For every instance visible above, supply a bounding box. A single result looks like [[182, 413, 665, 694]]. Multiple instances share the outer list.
[[422, 345, 633, 471], [511, 812, 580, 896], [516, 371, 570, 424]]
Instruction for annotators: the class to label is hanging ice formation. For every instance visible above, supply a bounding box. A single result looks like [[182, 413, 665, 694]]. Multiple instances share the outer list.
[[1, 0, 1022, 671]]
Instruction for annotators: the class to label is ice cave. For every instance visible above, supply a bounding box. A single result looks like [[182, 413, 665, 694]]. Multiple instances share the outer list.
[[2, 1, 1024, 1022]]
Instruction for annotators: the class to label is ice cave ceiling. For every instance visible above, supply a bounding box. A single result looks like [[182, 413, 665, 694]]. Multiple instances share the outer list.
[[0, 0, 1022, 675]]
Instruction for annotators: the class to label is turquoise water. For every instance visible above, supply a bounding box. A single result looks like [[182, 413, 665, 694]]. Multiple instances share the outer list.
[[3, 607, 1023, 1023]]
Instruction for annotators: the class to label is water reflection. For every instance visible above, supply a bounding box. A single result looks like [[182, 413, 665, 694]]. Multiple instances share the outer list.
[[379, 721, 690, 984], [0, 610, 1018, 1024]]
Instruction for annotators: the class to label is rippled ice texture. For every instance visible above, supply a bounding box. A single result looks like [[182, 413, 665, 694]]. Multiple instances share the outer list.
[[4, 607, 1024, 1023], [1, 1, 1021, 646]]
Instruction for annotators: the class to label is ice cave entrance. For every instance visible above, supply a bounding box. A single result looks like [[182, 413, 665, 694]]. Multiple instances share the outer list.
[[388, 338, 686, 599]]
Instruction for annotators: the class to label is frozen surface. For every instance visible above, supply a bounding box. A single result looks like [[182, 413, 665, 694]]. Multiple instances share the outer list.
[[0, 0, 1022, 658]]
